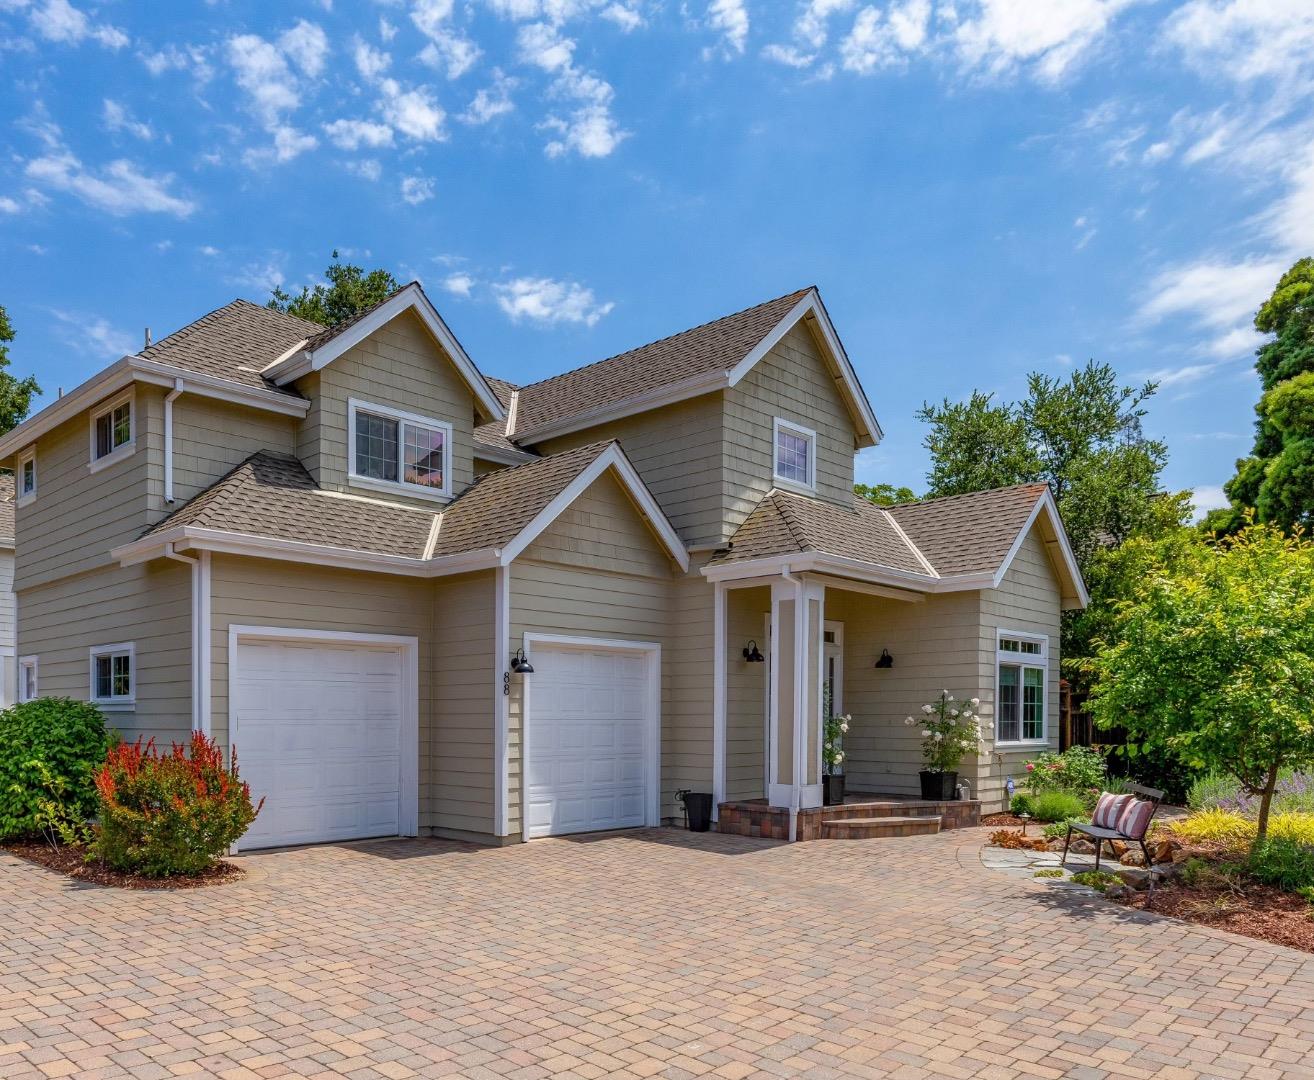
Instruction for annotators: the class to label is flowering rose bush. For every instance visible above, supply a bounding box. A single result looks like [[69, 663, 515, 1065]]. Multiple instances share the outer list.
[[824, 713, 850, 775], [904, 691, 986, 773], [1020, 746, 1107, 808], [90, 733, 262, 877]]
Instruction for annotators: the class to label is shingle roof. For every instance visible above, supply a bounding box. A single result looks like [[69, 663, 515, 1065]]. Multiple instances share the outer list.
[[511, 289, 812, 440], [140, 300, 319, 395], [430, 442, 613, 557], [886, 483, 1048, 576], [484, 376, 518, 410], [710, 484, 1051, 581], [0, 473, 13, 542], [473, 418, 530, 455], [300, 282, 414, 352], [144, 452, 436, 559], [709, 491, 930, 576]]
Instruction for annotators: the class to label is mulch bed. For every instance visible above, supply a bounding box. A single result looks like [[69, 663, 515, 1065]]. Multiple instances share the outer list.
[[981, 812, 1032, 827], [1, 841, 245, 890], [1113, 881, 1314, 953]]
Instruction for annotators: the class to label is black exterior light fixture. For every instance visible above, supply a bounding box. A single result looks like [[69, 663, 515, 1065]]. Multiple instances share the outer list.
[[874, 649, 894, 669], [743, 639, 765, 663], [510, 648, 534, 675]]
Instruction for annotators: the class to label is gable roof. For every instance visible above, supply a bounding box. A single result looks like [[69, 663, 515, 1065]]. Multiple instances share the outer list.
[[508, 287, 881, 447], [707, 483, 1087, 607]]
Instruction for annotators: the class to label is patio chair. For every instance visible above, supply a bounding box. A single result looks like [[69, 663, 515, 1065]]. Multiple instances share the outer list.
[[1060, 783, 1164, 873]]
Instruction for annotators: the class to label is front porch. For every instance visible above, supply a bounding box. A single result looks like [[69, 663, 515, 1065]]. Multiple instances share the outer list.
[[717, 792, 981, 841]]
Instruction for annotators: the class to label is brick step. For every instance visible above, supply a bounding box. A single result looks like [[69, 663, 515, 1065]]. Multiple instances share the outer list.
[[820, 816, 942, 839], [827, 804, 944, 820]]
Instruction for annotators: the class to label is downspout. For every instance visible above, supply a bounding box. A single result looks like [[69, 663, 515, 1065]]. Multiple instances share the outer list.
[[163, 543, 211, 736], [780, 566, 802, 842], [164, 378, 184, 504]]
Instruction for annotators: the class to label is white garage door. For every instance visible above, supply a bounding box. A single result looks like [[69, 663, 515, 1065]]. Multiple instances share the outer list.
[[234, 637, 406, 850], [526, 643, 655, 838]]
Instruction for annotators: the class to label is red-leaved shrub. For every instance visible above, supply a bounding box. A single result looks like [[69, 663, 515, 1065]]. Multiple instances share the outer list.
[[91, 732, 262, 876]]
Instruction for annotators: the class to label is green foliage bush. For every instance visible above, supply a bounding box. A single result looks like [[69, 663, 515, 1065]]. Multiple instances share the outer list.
[[0, 698, 110, 840], [1042, 817, 1088, 840], [1030, 791, 1088, 823], [1070, 870, 1120, 892], [91, 733, 260, 877], [1009, 793, 1034, 816], [1022, 746, 1108, 807], [1249, 839, 1314, 892], [1187, 773, 1242, 812]]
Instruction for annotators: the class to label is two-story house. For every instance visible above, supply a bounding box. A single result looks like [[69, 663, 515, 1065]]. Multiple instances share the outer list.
[[0, 283, 1085, 849]]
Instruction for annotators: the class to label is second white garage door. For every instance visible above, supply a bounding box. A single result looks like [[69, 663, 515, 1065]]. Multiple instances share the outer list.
[[525, 640, 658, 838], [232, 634, 413, 850]]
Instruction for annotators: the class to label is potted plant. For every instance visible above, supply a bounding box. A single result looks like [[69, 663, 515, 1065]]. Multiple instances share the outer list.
[[823, 712, 850, 806], [906, 691, 985, 800]]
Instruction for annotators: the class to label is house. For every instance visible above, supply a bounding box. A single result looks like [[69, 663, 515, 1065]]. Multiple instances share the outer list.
[[0, 283, 1086, 849]]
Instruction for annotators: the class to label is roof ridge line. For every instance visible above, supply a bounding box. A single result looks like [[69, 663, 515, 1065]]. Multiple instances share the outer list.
[[879, 507, 939, 578], [768, 490, 814, 555]]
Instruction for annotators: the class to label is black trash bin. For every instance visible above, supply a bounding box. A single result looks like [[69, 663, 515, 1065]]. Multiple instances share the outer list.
[[681, 791, 713, 832]]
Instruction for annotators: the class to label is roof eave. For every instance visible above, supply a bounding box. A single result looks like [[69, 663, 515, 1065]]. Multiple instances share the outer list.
[[473, 441, 538, 466]]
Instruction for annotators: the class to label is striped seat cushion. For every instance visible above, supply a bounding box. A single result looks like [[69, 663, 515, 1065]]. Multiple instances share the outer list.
[[1093, 792, 1132, 830], [1116, 797, 1155, 839]]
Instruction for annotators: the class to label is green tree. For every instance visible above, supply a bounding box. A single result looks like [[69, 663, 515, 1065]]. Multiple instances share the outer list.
[[1088, 523, 1314, 841], [854, 482, 916, 506], [267, 251, 401, 327], [1213, 258, 1314, 533], [0, 305, 41, 436]]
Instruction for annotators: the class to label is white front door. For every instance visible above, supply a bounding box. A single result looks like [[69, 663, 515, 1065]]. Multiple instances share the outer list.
[[525, 641, 657, 838], [233, 637, 407, 850]]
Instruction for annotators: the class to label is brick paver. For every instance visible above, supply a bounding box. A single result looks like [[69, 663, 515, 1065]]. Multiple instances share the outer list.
[[2, 827, 1313, 1079]]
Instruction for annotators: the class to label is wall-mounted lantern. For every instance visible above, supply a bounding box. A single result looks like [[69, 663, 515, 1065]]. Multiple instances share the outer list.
[[511, 647, 535, 674], [742, 639, 765, 663], [874, 649, 894, 669]]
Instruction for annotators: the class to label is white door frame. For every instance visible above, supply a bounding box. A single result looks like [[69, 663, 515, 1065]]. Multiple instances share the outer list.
[[520, 632, 662, 842], [227, 624, 421, 851]]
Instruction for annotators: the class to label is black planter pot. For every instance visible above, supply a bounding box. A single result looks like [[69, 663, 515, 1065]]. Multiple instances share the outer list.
[[919, 770, 958, 801], [681, 791, 713, 832], [823, 774, 846, 806]]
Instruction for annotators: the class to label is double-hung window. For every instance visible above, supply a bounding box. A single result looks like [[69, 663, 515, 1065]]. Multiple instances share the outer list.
[[89, 643, 134, 709], [17, 448, 35, 505], [89, 391, 134, 470], [772, 417, 817, 492], [996, 630, 1047, 744], [348, 399, 453, 500]]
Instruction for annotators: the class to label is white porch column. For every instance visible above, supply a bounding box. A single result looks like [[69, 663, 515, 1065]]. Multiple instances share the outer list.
[[768, 576, 825, 827], [712, 580, 726, 821]]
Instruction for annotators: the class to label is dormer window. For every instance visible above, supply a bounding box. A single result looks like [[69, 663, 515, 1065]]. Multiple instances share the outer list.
[[89, 390, 135, 472], [348, 399, 452, 501], [772, 417, 816, 492]]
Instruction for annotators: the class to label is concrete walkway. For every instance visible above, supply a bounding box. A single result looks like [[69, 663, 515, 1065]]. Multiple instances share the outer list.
[[2, 826, 1314, 1079]]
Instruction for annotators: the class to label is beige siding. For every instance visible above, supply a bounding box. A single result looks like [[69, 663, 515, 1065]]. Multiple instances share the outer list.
[[169, 396, 296, 507], [977, 527, 1063, 809], [473, 456, 508, 478], [723, 323, 857, 537], [18, 561, 192, 747], [0, 548, 13, 705], [827, 588, 984, 798], [725, 586, 769, 801], [533, 394, 725, 548], [296, 309, 478, 510], [662, 560, 715, 816], [16, 385, 161, 591]]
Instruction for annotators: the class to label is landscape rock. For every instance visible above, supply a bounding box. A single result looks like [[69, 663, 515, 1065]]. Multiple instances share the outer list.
[[1120, 849, 1147, 867], [1110, 840, 1129, 858], [1104, 884, 1132, 900], [1116, 867, 1152, 890]]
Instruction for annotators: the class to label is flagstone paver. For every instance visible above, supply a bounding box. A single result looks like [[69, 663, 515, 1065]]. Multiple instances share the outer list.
[[3, 826, 1314, 1079]]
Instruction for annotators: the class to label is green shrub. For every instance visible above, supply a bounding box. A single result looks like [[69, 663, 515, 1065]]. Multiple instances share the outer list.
[[91, 733, 261, 877], [1034, 868, 1064, 878], [0, 698, 111, 840], [1187, 772, 1242, 812], [1249, 838, 1314, 892], [1030, 791, 1087, 822], [1010, 792, 1034, 816], [1042, 817, 1088, 840], [1070, 870, 1120, 891], [1022, 746, 1108, 807], [1173, 809, 1255, 847]]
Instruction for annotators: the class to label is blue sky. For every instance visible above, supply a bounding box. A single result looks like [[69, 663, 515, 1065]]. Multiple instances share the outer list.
[[2, 1, 1312, 512]]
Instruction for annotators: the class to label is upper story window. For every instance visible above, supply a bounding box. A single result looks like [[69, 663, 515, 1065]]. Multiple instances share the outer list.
[[89, 390, 135, 472], [347, 398, 453, 501], [89, 642, 134, 709], [17, 447, 35, 505], [996, 630, 1047, 745], [773, 417, 816, 493]]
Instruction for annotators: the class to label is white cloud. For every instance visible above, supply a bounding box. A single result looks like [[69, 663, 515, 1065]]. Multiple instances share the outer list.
[[49, 309, 136, 358], [101, 99, 152, 140], [139, 43, 212, 81], [517, 23, 626, 157], [1164, 1, 1314, 91], [400, 175, 436, 204], [323, 118, 395, 149], [243, 126, 319, 166], [706, 0, 749, 56], [231, 260, 286, 294], [493, 276, 614, 326], [353, 37, 392, 81], [600, 3, 643, 31], [840, 0, 930, 74], [1073, 214, 1097, 250], [379, 79, 448, 141], [459, 69, 518, 124], [518, 21, 575, 72], [379, 17, 398, 43], [412, 0, 481, 79], [278, 19, 329, 77], [227, 33, 301, 124], [953, 0, 1138, 84], [346, 158, 383, 181], [27, 0, 127, 50], [25, 150, 194, 216], [0, 196, 21, 213], [1191, 484, 1230, 519], [1139, 256, 1287, 330], [442, 272, 475, 297], [199, 245, 221, 256]]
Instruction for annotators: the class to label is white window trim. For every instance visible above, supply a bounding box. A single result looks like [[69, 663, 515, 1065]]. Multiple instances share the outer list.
[[347, 397, 453, 503], [89, 641, 135, 711], [16, 447, 36, 506], [772, 416, 817, 495], [88, 389, 136, 473], [994, 628, 1048, 747], [18, 655, 37, 702]]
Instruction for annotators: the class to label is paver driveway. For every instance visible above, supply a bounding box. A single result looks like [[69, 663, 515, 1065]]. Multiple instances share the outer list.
[[3, 828, 1314, 1080]]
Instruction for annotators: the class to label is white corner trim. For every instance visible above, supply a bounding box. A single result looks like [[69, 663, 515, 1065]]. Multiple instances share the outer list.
[[494, 565, 510, 837], [880, 508, 939, 578], [227, 624, 421, 851], [497, 443, 690, 571], [164, 379, 184, 503], [712, 580, 727, 819], [991, 488, 1089, 608], [505, 389, 520, 438], [267, 283, 506, 421]]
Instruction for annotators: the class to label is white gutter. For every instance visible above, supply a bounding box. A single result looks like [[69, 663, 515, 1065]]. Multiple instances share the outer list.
[[163, 543, 210, 735], [164, 378, 184, 504]]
